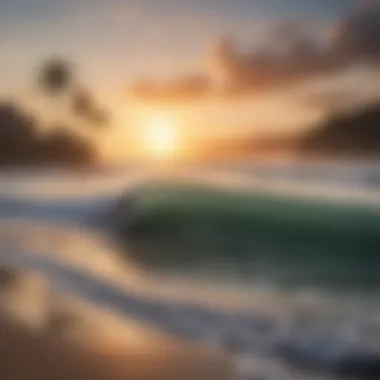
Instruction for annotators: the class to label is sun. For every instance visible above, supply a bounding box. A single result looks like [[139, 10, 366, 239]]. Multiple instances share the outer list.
[[143, 116, 180, 159]]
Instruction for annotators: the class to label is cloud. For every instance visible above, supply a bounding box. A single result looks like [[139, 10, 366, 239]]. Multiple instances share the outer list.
[[207, 3, 380, 93], [208, 35, 326, 94], [130, 74, 212, 102], [129, 3, 380, 101], [332, 1, 380, 62], [302, 91, 367, 113], [301, 77, 380, 114]]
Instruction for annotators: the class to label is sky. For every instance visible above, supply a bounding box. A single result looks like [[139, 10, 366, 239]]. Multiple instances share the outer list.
[[1, 0, 380, 158]]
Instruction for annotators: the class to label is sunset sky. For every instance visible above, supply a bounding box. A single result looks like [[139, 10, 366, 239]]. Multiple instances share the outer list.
[[1, 0, 380, 159]]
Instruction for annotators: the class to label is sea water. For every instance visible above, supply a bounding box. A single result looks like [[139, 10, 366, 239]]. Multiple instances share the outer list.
[[0, 161, 379, 379]]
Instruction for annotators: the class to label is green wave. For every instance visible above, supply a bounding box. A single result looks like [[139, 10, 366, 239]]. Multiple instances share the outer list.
[[114, 182, 380, 289]]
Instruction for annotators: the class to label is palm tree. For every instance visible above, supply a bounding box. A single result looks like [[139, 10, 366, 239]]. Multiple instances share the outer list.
[[37, 58, 74, 96], [36, 57, 109, 129], [72, 88, 109, 127]]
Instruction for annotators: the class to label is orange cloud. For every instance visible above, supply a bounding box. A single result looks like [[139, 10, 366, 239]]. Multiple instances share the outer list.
[[130, 74, 212, 102]]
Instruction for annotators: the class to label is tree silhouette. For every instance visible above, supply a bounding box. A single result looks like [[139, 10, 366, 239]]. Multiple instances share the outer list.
[[299, 102, 380, 157], [38, 127, 97, 166], [0, 103, 37, 164], [0, 102, 98, 167], [0, 56, 114, 167]]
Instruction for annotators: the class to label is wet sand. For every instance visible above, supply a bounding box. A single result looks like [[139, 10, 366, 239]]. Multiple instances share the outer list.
[[0, 266, 235, 380], [0, 315, 235, 380]]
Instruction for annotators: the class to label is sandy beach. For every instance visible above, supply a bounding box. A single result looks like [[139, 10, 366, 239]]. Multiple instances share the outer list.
[[0, 304, 235, 380]]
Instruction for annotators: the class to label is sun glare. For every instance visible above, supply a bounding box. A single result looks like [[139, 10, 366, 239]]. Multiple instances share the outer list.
[[143, 116, 180, 159]]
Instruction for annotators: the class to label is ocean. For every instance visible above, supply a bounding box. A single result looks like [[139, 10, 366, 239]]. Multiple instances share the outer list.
[[0, 161, 379, 379]]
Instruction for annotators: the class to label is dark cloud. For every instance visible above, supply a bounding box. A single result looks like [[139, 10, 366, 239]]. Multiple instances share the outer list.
[[210, 35, 328, 94], [332, 2, 380, 62], [130, 3, 380, 101], [209, 3, 380, 94]]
